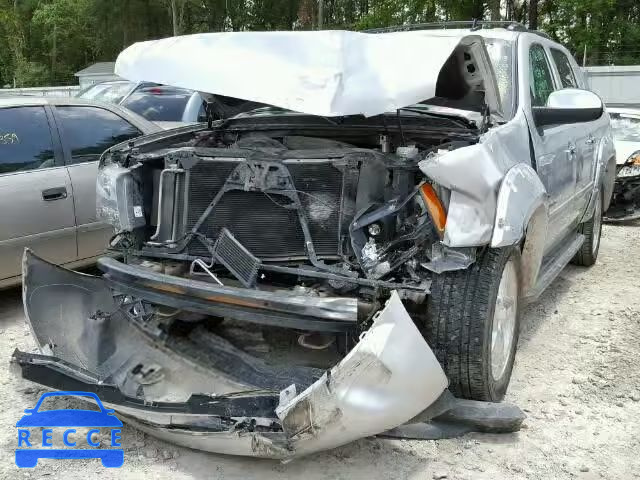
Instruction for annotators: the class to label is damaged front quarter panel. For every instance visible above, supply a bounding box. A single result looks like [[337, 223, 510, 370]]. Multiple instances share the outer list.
[[419, 112, 534, 248]]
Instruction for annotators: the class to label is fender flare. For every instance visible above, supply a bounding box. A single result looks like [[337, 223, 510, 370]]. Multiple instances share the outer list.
[[491, 163, 548, 249], [602, 155, 616, 212], [598, 132, 617, 212], [580, 133, 616, 222], [490, 164, 549, 297]]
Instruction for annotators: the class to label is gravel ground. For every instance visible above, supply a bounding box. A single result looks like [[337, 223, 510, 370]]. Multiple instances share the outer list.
[[0, 223, 638, 480]]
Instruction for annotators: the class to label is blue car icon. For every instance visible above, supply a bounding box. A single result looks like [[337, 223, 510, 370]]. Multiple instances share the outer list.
[[16, 391, 124, 468]]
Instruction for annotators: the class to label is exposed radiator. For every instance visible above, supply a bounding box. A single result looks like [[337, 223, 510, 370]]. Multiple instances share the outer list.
[[184, 159, 344, 260]]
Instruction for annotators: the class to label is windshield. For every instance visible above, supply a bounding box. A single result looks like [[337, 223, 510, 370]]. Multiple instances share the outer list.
[[78, 81, 135, 104], [610, 113, 640, 142], [484, 38, 513, 117], [121, 86, 193, 121]]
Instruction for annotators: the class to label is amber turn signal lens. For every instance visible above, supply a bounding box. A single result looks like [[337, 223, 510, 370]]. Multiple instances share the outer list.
[[420, 183, 447, 236]]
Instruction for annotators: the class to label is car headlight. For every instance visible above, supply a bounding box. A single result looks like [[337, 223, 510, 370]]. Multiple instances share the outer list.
[[97, 164, 146, 232], [618, 150, 640, 178]]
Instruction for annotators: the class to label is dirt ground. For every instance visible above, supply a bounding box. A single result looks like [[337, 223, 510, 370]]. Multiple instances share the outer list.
[[0, 223, 638, 480]]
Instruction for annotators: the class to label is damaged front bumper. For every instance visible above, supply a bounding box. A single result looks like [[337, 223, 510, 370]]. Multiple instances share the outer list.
[[96, 256, 361, 332], [16, 250, 454, 459], [15, 250, 524, 458]]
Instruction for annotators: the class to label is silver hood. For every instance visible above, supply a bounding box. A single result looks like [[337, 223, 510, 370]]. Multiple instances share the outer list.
[[115, 30, 498, 117]]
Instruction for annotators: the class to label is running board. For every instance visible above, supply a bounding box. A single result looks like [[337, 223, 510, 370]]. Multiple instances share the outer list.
[[525, 234, 584, 302]]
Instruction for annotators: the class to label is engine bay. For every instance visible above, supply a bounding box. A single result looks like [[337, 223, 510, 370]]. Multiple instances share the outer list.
[[97, 119, 478, 345]]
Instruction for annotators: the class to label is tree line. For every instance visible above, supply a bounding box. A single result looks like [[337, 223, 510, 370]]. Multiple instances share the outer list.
[[1, 0, 639, 88]]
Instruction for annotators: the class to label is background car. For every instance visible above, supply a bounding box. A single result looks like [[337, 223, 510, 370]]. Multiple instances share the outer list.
[[604, 108, 640, 221], [0, 96, 160, 287], [77, 80, 206, 127]]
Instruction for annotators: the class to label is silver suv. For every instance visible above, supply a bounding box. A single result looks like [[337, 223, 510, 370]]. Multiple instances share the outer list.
[[16, 23, 615, 458]]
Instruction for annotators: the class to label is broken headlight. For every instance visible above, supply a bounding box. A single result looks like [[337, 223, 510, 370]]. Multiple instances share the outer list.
[[349, 185, 446, 279], [97, 162, 146, 232]]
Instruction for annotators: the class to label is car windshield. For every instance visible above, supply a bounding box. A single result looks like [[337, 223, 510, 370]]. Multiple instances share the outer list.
[[610, 113, 640, 142], [484, 38, 513, 117], [78, 81, 136, 104], [121, 86, 193, 121]]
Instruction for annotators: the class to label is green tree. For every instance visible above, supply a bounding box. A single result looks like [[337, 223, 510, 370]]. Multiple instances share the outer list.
[[31, 0, 93, 84], [1, 0, 639, 87]]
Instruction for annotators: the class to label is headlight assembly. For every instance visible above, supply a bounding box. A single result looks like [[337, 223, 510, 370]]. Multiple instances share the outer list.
[[618, 151, 640, 178]]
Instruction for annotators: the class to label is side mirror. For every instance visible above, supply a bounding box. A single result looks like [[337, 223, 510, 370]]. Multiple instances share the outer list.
[[532, 89, 603, 128]]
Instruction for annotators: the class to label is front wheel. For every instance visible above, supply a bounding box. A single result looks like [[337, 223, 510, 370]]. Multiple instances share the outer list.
[[420, 247, 521, 402], [571, 189, 603, 267]]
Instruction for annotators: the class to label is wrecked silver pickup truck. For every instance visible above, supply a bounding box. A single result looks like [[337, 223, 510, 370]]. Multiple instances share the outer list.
[[15, 23, 614, 458]]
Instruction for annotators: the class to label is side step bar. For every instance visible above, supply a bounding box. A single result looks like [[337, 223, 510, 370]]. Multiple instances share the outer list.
[[525, 233, 584, 302]]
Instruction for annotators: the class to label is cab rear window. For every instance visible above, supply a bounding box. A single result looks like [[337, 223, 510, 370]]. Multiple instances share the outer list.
[[121, 87, 192, 121]]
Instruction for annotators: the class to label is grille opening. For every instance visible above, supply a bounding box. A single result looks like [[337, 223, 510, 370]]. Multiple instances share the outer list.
[[184, 160, 344, 260]]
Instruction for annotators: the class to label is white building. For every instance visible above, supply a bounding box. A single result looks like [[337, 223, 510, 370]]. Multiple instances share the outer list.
[[74, 62, 120, 90], [583, 65, 640, 108]]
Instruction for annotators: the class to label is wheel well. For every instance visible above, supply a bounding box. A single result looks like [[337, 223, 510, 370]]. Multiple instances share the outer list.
[[519, 204, 548, 297]]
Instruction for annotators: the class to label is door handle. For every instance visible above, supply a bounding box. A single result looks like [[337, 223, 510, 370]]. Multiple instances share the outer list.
[[586, 135, 596, 145], [568, 143, 577, 155], [42, 186, 67, 201]]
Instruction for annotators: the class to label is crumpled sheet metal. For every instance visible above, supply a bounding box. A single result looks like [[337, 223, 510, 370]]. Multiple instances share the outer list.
[[115, 30, 480, 117], [419, 110, 534, 248], [491, 163, 548, 248], [276, 291, 448, 457], [19, 250, 448, 459]]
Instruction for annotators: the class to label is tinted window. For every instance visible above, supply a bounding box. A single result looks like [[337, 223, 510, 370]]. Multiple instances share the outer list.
[[121, 87, 192, 121], [0, 107, 56, 174], [529, 44, 555, 107], [57, 106, 141, 164], [550, 49, 578, 88]]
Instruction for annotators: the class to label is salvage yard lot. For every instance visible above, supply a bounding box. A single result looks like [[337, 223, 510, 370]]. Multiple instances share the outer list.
[[0, 223, 638, 480]]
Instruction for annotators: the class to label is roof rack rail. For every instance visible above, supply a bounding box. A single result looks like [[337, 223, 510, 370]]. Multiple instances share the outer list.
[[364, 20, 552, 39]]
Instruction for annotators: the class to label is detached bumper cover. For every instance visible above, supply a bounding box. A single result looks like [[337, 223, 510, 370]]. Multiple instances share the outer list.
[[17, 250, 456, 458]]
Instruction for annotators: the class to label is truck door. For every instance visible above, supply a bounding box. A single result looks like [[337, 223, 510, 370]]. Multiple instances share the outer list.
[[524, 42, 581, 255], [548, 47, 597, 206]]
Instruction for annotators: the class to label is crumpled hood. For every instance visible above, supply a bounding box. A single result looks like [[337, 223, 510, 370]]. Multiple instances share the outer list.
[[115, 30, 484, 117]]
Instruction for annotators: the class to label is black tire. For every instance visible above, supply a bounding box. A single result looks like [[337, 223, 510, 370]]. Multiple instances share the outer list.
[[571, 189, 603, 267], [420, 247, 521, 402]]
